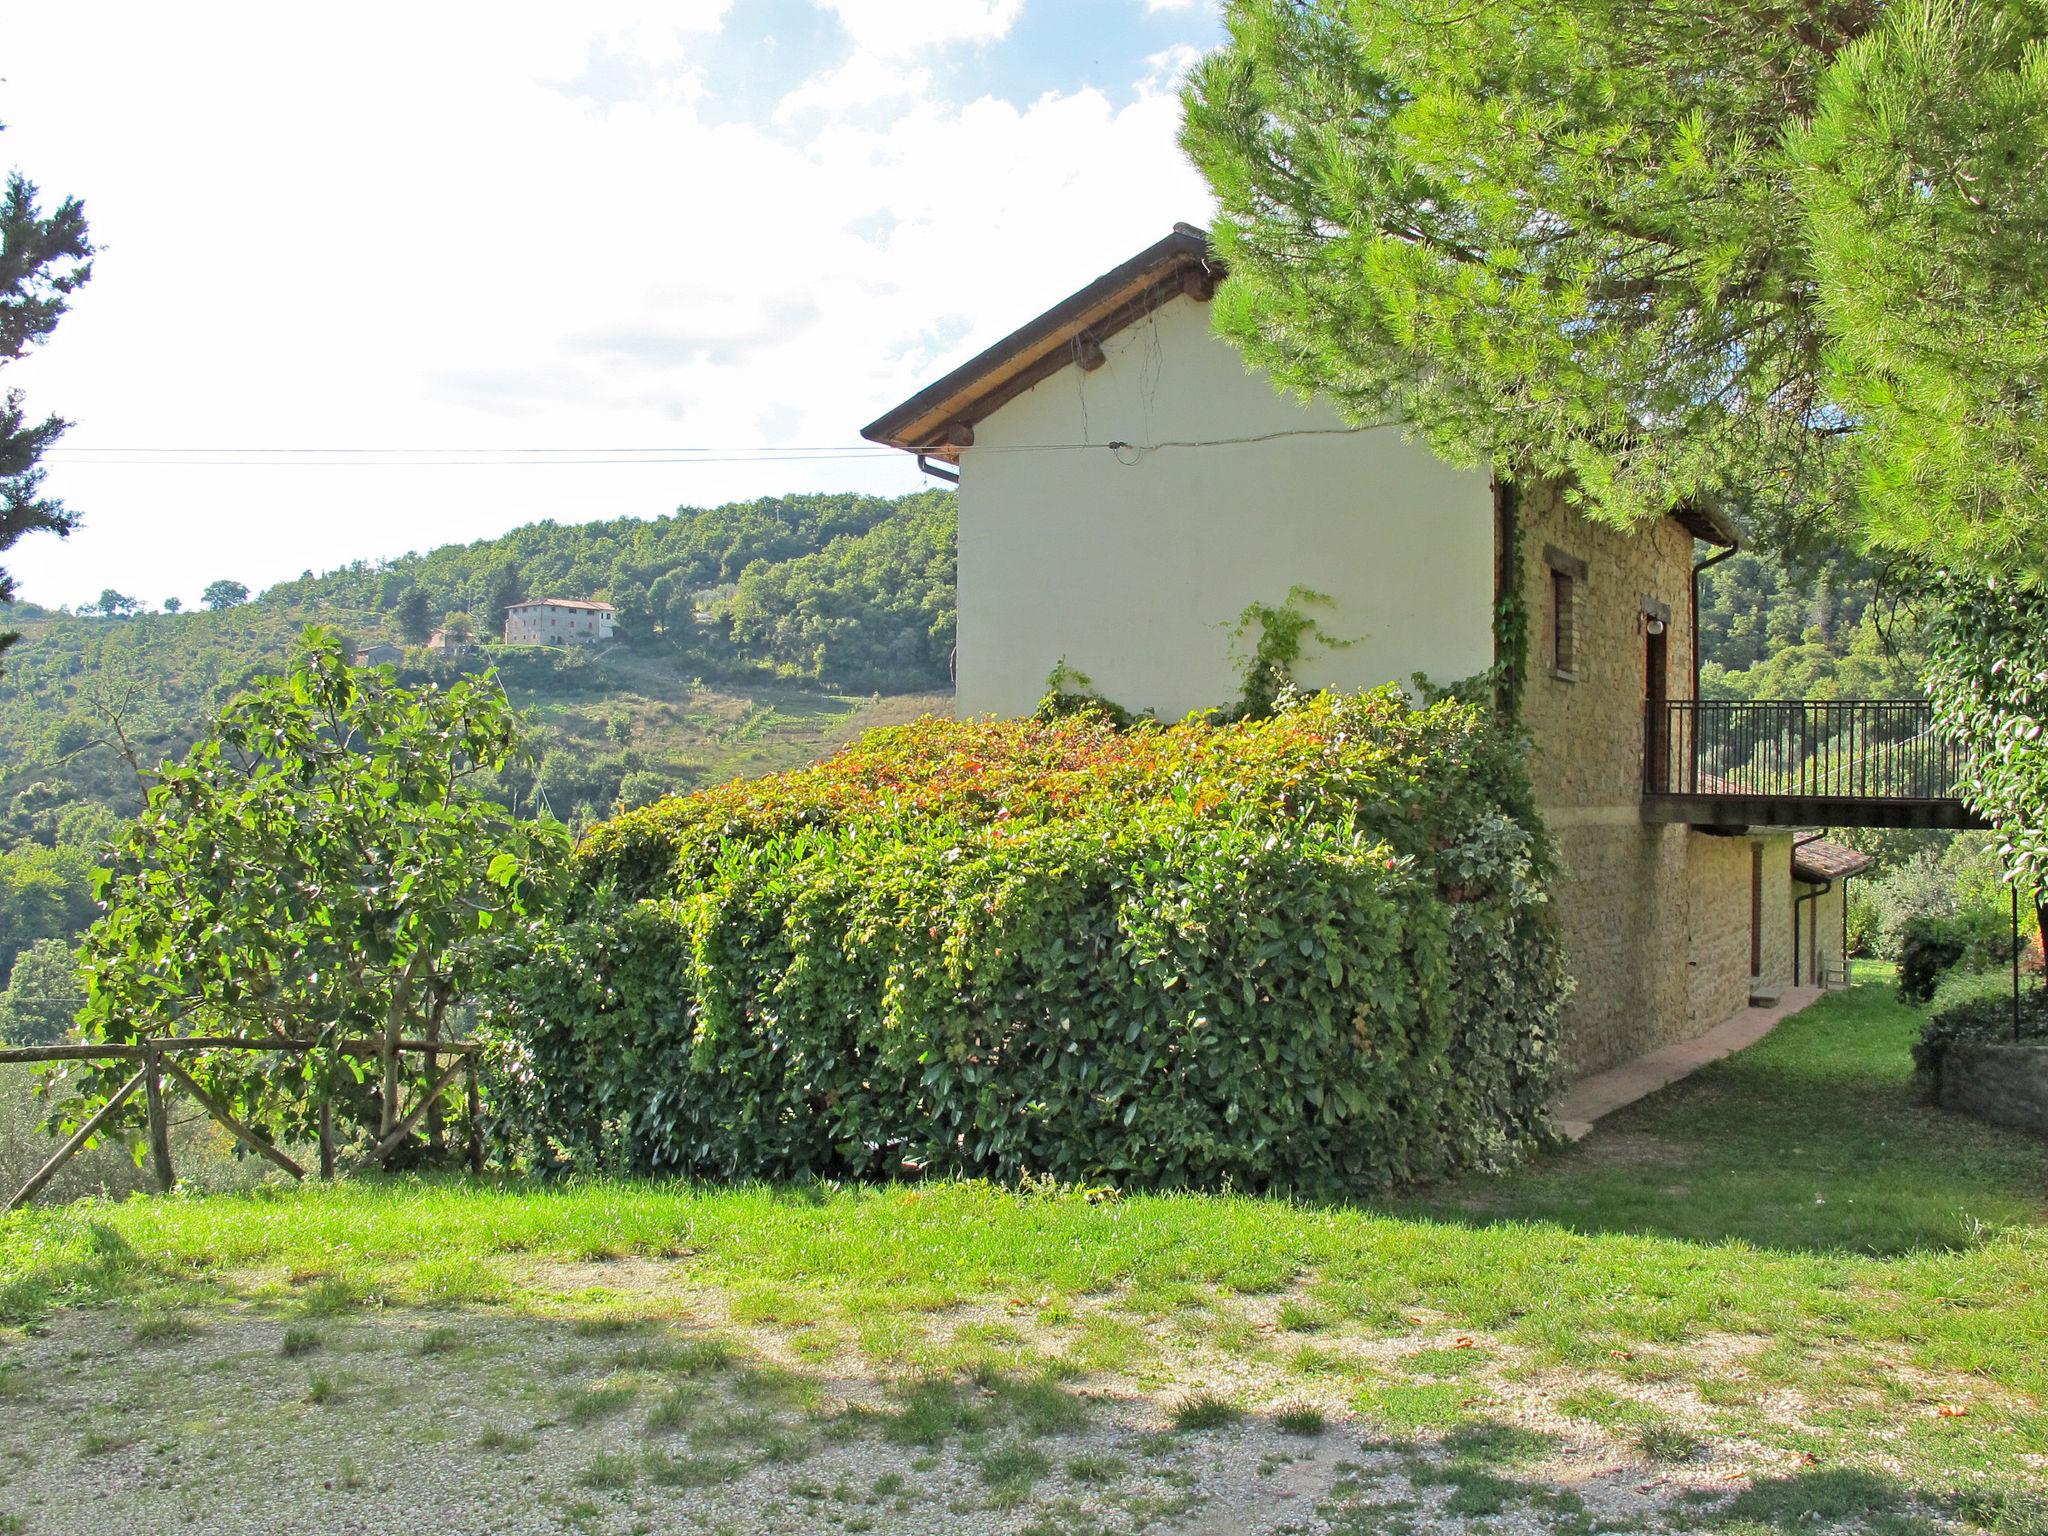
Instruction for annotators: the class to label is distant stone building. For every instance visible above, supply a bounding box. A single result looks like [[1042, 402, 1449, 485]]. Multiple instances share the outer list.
[[353, 642, 404, 668], [424, 628, 469, 657], [504, 599, 616, 645]]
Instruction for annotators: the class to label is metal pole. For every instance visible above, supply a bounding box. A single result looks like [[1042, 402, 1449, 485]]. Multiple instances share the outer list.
[[2014, 883, 2023, 1043], [318, 1094, 335, 1181]]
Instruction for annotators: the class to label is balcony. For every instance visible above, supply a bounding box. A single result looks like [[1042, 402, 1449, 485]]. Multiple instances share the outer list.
[[1642, 699, 1988, 830]]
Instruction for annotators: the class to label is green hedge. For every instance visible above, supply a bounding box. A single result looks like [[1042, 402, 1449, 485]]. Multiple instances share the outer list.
[[1914, 980, 2048, 1079], [486, 688, 1568, 1191]]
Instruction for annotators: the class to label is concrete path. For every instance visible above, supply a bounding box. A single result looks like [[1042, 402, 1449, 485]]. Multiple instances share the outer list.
[[1553, 986, 1825, 1141]]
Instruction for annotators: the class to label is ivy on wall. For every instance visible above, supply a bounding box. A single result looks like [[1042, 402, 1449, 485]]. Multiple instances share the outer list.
[[1492, 479, 1530, 724], [1035, 587, 1353, 726]]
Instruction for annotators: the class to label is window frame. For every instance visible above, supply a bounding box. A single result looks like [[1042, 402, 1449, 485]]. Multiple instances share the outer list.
[[1543, 545, 1588, 682]]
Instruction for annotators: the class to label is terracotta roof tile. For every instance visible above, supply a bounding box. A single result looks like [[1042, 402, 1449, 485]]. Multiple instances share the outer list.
[[1794, 838, 1873, 882]]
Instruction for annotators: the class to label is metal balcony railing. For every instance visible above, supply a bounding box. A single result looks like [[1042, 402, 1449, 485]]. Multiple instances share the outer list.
[[1646, 699, 1967, 805]]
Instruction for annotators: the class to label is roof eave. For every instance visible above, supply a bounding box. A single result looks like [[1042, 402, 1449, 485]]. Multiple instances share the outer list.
[[1673, 502, 1741, 550], [861, 224, 1217, 457]]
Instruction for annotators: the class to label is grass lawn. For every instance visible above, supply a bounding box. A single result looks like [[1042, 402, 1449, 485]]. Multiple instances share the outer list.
[[2, 982, 2043, 1534]]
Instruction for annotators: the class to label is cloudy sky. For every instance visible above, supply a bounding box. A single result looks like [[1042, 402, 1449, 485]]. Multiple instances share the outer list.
[[1, 0, 1222, 609]]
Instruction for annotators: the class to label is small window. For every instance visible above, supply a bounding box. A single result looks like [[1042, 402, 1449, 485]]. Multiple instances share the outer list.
[[1551, 568, 1577, 675], [1543, 545, 1588, 681]]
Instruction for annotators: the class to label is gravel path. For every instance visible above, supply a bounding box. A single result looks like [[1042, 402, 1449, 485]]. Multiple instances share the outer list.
[[0, 1302, 1935, 1536]]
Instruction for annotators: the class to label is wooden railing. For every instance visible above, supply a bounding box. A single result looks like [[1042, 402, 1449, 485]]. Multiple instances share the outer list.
[[1, 1036, 482, 1210], [1646, 699, 1967, 804]]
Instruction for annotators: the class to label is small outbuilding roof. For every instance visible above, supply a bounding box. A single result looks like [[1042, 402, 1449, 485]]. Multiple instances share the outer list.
[[857, 224, 1738, 549], [1794, 838, 1873, 882], [507, 598, 615, 613]]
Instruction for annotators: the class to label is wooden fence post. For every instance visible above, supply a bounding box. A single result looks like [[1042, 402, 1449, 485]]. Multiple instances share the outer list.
[[318, 1094, 335, 1181], [465, 1055, 483, 1176], [157, 1058, 307, 1180], [143, 1045, 174, 1194], [426, 1037, 445, 1160]]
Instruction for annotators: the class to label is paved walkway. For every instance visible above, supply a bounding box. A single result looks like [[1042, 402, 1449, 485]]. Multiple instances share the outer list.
[[1553, 986, 1825, 1141]]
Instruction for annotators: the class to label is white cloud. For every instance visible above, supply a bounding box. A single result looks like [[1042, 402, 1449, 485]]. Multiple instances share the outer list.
[[773, 51, 932, 125], [0, 0, 1215, 607], [1139, 42, 1203, 95], [814, 0, 1025, 59]]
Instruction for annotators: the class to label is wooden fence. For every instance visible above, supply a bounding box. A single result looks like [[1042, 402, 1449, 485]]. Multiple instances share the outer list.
[[0, 1036, 482, 1211]]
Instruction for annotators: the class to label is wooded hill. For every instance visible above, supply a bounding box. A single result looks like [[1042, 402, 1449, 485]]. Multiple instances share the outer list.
[[1696, 547, 1925, 702], [0, 490, 956, 989]]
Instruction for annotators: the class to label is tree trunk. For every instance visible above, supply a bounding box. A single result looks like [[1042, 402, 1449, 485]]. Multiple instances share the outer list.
[[425, 998, 447, 1162], [143, 1046, 174, 1194], [380, 953, 424, 1139]]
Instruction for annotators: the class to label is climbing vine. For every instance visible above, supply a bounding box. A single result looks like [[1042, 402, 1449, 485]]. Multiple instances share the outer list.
[[1035, 588, 1355, 725], [1034, 659, 1142, 727], [1227, 586, 1353, 720], [1491, 480, 1529, 724]]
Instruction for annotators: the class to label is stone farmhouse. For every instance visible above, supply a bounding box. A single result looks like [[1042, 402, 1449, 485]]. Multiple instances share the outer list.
[[863, 225, 1972, 1077], [504, 598, 616, 646]]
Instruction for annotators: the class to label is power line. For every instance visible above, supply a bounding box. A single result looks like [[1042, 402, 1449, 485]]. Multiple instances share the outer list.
[[48, 451, 903, 467], [45, 426, 1390, 469], [54, 444, 894, 456]]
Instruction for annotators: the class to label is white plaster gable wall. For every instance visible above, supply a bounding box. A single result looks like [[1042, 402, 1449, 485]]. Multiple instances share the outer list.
[[953, 294, 1495, 720]]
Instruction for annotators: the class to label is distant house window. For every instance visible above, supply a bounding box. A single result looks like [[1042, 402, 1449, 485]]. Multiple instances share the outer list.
[[1543, 546, 1588, 681]]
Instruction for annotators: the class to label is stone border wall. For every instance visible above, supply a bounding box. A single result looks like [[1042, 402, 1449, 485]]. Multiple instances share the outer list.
[[1938, 1040, 2048, 1135]]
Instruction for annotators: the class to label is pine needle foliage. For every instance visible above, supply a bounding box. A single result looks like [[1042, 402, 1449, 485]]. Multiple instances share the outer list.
[[0, 132, 92, 669], [1181, 0, 2048, 579]]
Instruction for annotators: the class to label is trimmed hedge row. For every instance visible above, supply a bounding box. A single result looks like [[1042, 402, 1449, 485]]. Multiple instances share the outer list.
[[486, 688, 1568, 1190]]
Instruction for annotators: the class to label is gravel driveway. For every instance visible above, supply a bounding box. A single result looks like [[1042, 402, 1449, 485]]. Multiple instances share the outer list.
[[0, 1296, 1886, 1536]]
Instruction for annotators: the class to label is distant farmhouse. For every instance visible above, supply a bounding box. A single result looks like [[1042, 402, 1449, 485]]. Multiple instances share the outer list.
[[424, 628, 468, 657], [862, 224, 1968, 1079], [352, 642, 404, 668], [504, 599, 615, 646]]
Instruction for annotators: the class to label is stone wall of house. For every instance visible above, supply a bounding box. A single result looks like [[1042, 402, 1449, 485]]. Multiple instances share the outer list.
[[1793, 878, 1851, 988], [1511, 479, 1710, 1074], [1509, 482, 1813, 1072], [1686, 833, 1753, 1032], [1514, 480, 1697, 812], [1758, 833, 1796, 988]]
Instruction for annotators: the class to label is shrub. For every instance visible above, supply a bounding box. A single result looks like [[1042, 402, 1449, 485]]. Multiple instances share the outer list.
[[1926, 964, 2020, 1019], [1898, 915, 1971, 1004], [484, 688, 1568, 1192], [1913, 986, 2048, 1079], [1854, 836, 2033, 964]]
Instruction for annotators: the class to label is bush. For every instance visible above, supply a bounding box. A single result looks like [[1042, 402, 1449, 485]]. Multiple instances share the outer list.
[[1926, 964, 2022, 1019], [485, 688, 1568, 1192], [1897, 915, 1971, 1004], [1913, 984, 2048, 1079], [1854, 836, 2032, 964]]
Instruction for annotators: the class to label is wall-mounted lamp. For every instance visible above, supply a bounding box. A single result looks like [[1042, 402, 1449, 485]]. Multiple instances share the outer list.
[[1645, 617, 1667, 636]]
